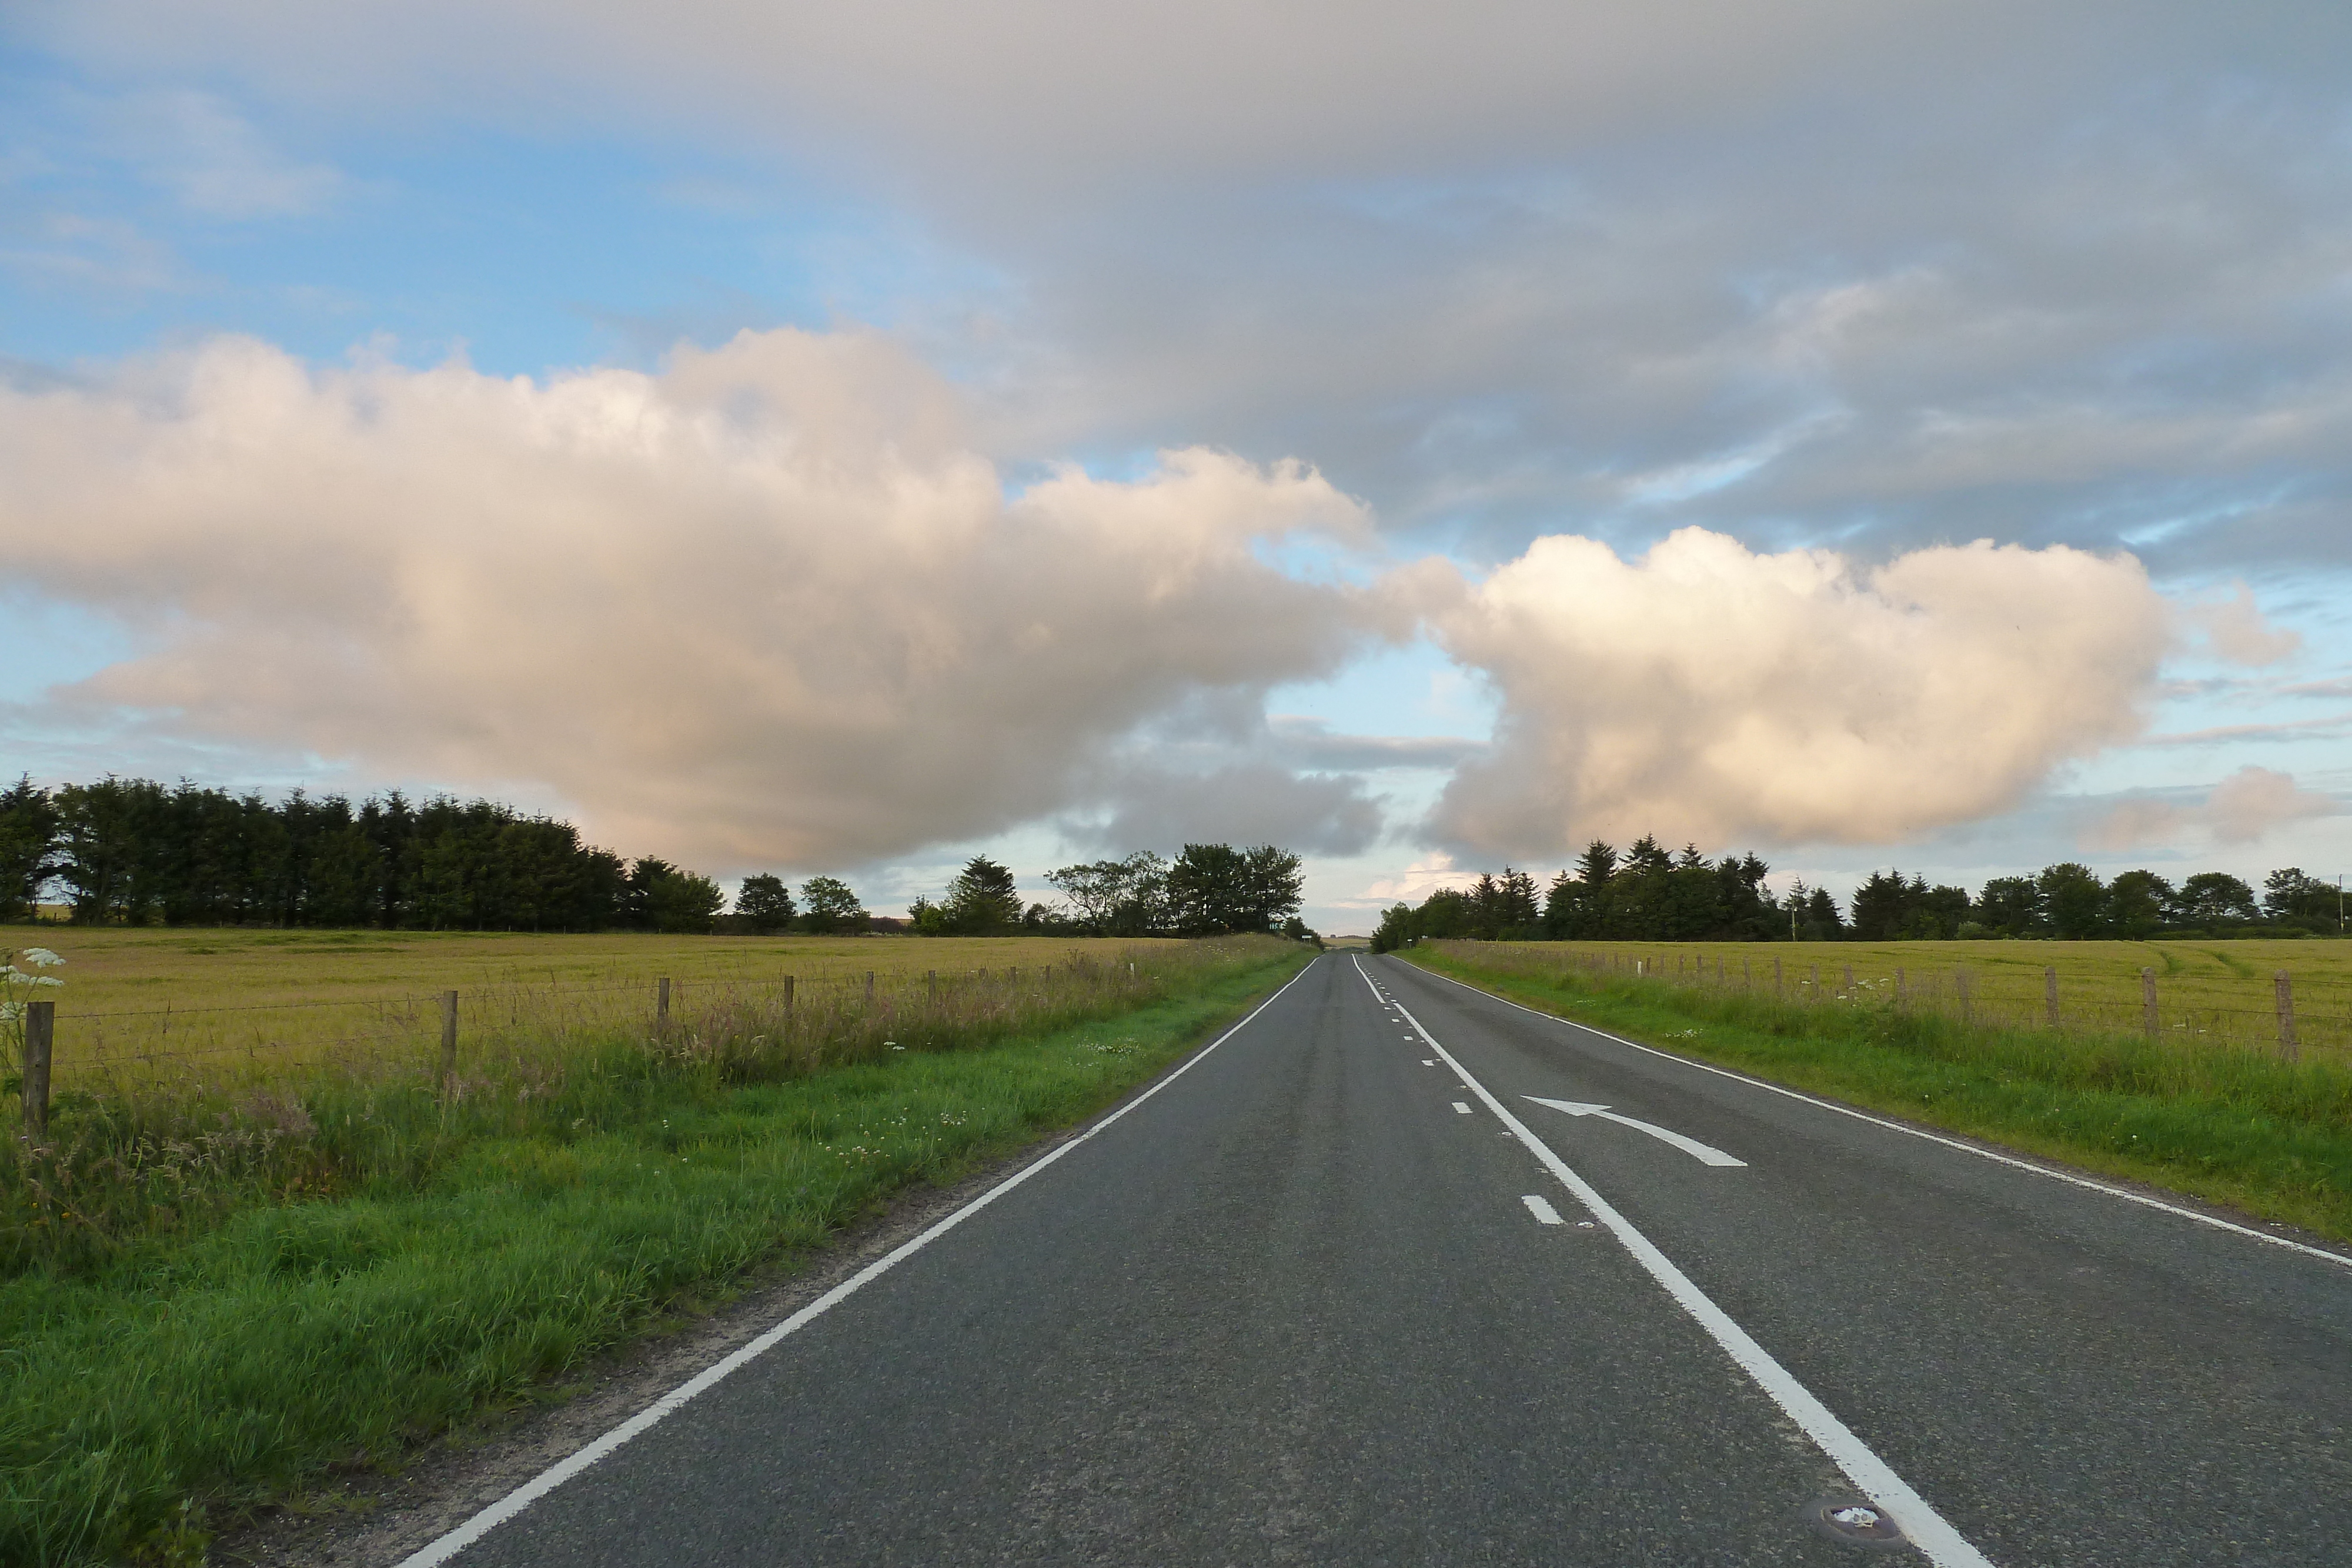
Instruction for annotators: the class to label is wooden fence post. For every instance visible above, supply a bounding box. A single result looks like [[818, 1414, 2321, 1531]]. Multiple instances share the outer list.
[[1809, 963, 1819, 999], [2276, 971, 2299, 1062], [1842, 964, 1855, 996], [927, 969, 937, 1004], [1895, 967, 1906, 1006], [439, 990, 459, 1098], [1773, 957, 1783, 997], [783, 974, 796, 1011], [2044, 967, 2059, 1029], [656, 977, 671, 1031], [864, 971, 875, 1005], [2141, 968, 2159, 1040], [21, 999, 53, 1139], [1957, 968, 1972, 1025]]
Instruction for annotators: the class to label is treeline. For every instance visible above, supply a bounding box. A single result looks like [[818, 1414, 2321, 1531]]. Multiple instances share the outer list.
[[0, 777, 726, 932], [1371, 834, 2343, 951], [880, 845, 1309, 938], [2, 777, 1314, 941]]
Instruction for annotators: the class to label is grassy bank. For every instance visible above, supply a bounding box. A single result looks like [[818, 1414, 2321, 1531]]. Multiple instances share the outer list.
[[1, 938, 1308, 1567], [1404, 944, 2352, 1244]]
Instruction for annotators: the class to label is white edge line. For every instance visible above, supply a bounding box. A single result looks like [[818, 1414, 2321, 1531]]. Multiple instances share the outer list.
[[395, 956, 1325, 1568], [1394, 955, 2352, 1272], [1351, 958, 1992, 1568]]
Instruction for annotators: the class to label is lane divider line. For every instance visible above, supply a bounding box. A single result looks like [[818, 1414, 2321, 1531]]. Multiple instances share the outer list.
[[1395, 957, 2352, 1272], [1351, 957, 1993, 1568], [1522, 1194, 1565, 1225], [392, 957, 1329, 1568], [1452, 1101, 1472, 1114]]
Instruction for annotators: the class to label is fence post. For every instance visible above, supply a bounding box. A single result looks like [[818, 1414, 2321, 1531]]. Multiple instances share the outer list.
[[2043, 967, 2059, 1029], [783, 974, 796, 1012], [656, 977, 671, 1031], [2276, 971, 2299, 1062], [2141, 968, 2159, 1040], [1842, 964, 1855, 996], [439, 990, 459, 1098], [927, 969, 937, 1004], [21, 999, 53, 1139], [1774, 957, 1783, 997], [865, 971, 875, 1005], [1809, 963, 1819, 999], [1895, 967, 1906, 1006], [1957, 968, 1972, 1025]]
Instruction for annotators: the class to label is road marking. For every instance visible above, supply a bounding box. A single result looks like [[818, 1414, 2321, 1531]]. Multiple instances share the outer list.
[[1397, 958, 2352, 1273], [1452, 1101, 1472, 1114], [1526, 1097, 1748, 1167], [390, 958, 1328, 1567], [1523, 1194, 1565, 1225], [1352, 958, 1992, 1568], [1422, 1059, 1435, 1065]]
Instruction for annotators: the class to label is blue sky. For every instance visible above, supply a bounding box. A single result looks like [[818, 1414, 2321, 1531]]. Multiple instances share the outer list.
[[5, 2, 2352, 931]]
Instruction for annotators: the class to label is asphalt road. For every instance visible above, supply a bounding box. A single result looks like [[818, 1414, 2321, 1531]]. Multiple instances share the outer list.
[[413, 952, 2352, 1567]]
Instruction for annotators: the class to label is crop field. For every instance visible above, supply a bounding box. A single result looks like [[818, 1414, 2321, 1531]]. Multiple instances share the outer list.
[[1468, 938, 2352, 1060], [6, 927, 1188, 1091]]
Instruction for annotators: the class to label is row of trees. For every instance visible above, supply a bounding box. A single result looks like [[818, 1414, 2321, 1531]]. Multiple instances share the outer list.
[[1372, 835, 2344, 951], [0, 777, 725, 932], [887, 845, 1309, 938], [2, 778, 1310, 941]]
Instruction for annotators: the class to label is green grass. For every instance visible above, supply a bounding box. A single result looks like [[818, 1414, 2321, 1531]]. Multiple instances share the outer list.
[[0, 942, 1308, 1567], [1404, 945, 2352, 1245]]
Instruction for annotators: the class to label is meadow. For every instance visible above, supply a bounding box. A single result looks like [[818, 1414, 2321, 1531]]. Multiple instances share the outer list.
[[1409, 939, 2352, 1246], [1, 930, 1309, 1567], [1507, 937, 2352, 1058], [13, 927, 1180, 1091]]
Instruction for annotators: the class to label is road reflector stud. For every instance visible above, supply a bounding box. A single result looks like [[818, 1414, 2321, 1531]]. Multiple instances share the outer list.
[[1799, 1497, 1908, 1549]]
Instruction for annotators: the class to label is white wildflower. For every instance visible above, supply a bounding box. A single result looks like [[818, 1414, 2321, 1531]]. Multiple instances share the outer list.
[[20, 948, 61, 967]]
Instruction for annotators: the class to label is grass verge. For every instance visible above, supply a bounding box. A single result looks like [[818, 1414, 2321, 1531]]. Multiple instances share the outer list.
[[1402, 946, 2352, 1246], [2, 942, 1309, 1567]]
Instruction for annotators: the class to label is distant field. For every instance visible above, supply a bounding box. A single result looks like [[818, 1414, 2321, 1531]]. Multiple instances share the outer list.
[[1471, 938, 2352, 1059], [6, 927, 1185, 1088]]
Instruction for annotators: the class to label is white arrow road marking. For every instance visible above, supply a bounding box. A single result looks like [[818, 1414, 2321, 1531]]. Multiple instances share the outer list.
[[1525, 1098, 1748, 1168], [1354, 957, 1992, 1568]]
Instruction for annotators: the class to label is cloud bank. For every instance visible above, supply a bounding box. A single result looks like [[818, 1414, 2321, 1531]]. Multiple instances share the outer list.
[[1425, 528, 2174, 858], [0, 329, 1375, 868]]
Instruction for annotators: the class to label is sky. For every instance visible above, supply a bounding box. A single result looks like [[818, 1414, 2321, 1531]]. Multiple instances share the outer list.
[[4, 1, 2351, 932]]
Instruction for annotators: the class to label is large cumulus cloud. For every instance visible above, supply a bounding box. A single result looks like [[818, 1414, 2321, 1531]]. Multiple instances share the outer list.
[[1423, 528, 2174, 857], [0, 329, 1378, 868]]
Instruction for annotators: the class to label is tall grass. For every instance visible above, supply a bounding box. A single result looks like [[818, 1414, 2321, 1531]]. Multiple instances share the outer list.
[[1411, 941, 2352, 1240], [1, 937, 1309, 1567], [2, 944, 1245, 1279]]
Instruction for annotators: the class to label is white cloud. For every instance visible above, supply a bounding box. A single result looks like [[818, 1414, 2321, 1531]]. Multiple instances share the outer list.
[[0, 329, 1377, 870], [1423, 527, 2172, 857], [118, 91, 342, 218], [2186, 582, 2301, 666], [2083, 765, 2338, 851]]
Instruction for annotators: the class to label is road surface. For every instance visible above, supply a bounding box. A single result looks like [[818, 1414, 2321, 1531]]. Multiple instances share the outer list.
[[405, 952, 2352, 1566]]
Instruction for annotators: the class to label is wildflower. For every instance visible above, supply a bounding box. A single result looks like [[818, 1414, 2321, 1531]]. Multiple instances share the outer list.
[[21, 948, 61, 968]]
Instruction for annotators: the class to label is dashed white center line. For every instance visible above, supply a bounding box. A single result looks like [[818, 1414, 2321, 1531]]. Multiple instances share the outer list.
[[1422, 1059, 1436, 1066], [1452, 1102, 1472, 1114], [1522, 1194, 1564, 1225]]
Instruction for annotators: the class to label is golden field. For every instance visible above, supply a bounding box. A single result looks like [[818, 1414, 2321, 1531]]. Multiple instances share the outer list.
[[1470, 938, 2352, 1059], [4, 927, 1187, 1086]]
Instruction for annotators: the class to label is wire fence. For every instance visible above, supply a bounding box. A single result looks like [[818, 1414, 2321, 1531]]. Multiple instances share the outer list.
[[22, 955, 1158, 1101], [1436, 942, 2348, 1062]]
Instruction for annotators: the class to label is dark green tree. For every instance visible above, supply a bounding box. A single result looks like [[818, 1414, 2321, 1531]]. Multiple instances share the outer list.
[[0, 777, 59, 922], [800, 875, 867, 934], [735, 874, 797, 934], [941, 855, 1024, 934]]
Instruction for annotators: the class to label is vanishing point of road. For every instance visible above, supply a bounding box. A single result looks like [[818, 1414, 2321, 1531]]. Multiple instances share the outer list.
[[402, 953, 2352, 1566]]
